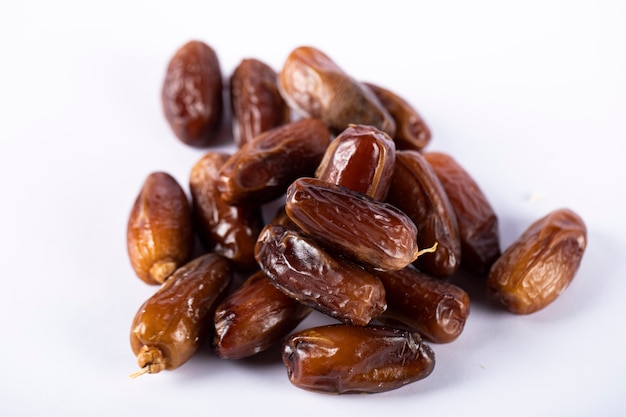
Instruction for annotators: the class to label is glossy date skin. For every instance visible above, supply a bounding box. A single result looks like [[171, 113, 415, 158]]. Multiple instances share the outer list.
[[130, 253, 232, 375], [127, 172, 193, 285], [375, 266, 470, 343], [217, 118, 330, 205], [189, 152, 264, 270], [278, 46, 395, 136], [386, 150, 461, 278], [315, 124, 396, 201], [230, 58, 290, 148], [162, 40, 223, 147], [213, 270, 311, 359], [424, 151, 500, 276], [486, 208, 587, 314], [286, 177, 421, 271], [282, 324, 435, 394], [255, 224, 387, 326]]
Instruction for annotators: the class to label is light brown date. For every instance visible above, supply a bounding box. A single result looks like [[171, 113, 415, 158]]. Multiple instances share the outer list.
[[130, 253, 232, 376], [161, 40, 223, 147], [230, 58, 290, 147], [213, 270, 311, 359], [127, 171, 193, 285], [282, 324, 435, 394], [278, 46, 396, 136], [255, 224, 387, 326], [486, 208, 587, 314], [315, 124, 396, 201], [217, 118, 330, 205]]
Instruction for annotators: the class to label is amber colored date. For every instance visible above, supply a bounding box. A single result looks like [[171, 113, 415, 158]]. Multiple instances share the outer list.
[[282, 324, 435, 394], [315, 124, 396, 201], [255, 224, 387, 326], [161, 40, 223, 147], [286, 177, 421, 271], [213, 270, 311, 359], [217, 118, 330, 205], [386, 150, 461, 278], [230, 58, 290, 147], [486, 208, 587, 314], [375, 266, 470, 343], [424, 151, 500, 276]]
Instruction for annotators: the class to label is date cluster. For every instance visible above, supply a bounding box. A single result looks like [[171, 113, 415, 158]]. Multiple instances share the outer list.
[[126, 41, 587, 394]]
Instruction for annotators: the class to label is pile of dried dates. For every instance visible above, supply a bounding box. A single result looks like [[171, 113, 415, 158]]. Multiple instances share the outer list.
[[126, 41, 588, 394]]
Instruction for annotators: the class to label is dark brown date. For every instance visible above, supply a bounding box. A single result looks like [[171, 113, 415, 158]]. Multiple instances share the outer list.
[[386, 150, 461, 278], [255, 224, 387, 326], [375, 266, 470, 343], [189, 152, 264, 270], [230, 58, 290, 148], [282, 324, 435, 394], [127, 171, 193, 285], [486, 208, 587, 314], [161, 40, 223, 147], [213, 270, 311, 359], [424, 151, 500, 275], [217, 118, 330, 205], [315, 124, 396, 201], [278, 46, 396, 136], [286, 177, 422, 271], [130, 253, 232, 376], [364, 82, 432, 151]]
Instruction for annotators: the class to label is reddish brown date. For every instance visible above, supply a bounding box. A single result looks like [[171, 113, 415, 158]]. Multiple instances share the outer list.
[[230, 58, 290, 148], [161, 40, 223, 147], [424, 151, 500, 275], [364, 82, 432, 151], [127, 172, 193, 285], [486, 208, 587, 314], [315, 124, 396, 201], [189, 152, 264, 270], [375, 266, 470, 343], [213, 270, 311, 359], [255, 224, 387, 326], [282, 324, 435, 394], [286, 177, 422, 272], [130, 253, 232, 376], [386, 150, 461, 278], [217, 118, 330, 205], [278, 46, 395, 136]]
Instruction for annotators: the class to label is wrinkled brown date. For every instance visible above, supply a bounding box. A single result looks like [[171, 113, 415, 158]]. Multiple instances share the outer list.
[[161, 40, 223, 147], [375, 266, 470, 343], [130, 253, 232, 376], [278, 46, 396, 136], [127, 171, 193, 285], [286, 177, 422, 272], [189, 152, 264, 270], [424, 151, 501, 276], [213, 270, 311, 359], [230, 58, 290, 148], [282, 324, 435, 394], [386, 150, 462, 278], [315, 124, 396, 201], [364, 82, 432, 151], [255, 224, 387, 326], [486, 208, 587, 314], [217, 118, 330, 205]]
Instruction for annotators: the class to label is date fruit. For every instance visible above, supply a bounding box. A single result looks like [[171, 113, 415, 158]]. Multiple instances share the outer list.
[[162, 40, 223, 147], [282, 324, 435, 394], [486, 208, 587, 314], [127, 171, 193, 285]]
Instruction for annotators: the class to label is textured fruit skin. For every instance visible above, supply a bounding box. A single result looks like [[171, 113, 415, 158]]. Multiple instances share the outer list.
[[162, 40, 223, 147], [486, 208, 587, 314], [282, 325, 435, 394]]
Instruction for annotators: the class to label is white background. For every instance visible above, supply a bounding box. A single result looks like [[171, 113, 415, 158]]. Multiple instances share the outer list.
[[1, 1, 625, 416]]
